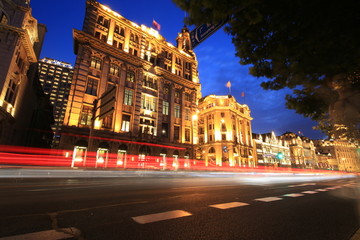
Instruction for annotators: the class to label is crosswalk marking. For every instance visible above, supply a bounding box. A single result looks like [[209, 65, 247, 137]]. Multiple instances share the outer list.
[[315, 189, 328, 192], [0, 228, 80, 240], [255, 197, 282, 202], [132, 210, 192, 224], [283, 193, 304, 197], [302, 191, 318, 194], [209, 202, 249, 209]]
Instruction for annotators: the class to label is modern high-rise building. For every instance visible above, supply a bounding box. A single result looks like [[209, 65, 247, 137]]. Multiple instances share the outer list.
[[60, 0, 201, 161], [196, 95, 254, 167], [0, 0, 53, 147], [38, 58, 73, 147]]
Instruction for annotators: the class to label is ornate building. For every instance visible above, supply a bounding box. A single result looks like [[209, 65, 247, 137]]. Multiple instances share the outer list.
[[280, 132, 317, 168], [38, 58, 73, 147], [314, 139, 360, 172], [196, 95, 254, 167], [60, 1, 200, 162], [0, 0, 53, 147], [253, 131, 291, 167]]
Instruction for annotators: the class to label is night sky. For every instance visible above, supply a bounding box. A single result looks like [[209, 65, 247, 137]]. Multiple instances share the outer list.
[[31, 0, 326, 139]]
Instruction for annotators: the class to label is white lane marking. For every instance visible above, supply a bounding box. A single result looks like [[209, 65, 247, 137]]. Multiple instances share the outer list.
[[315, 189, 328, 192], [0, 228, 80, 240], [283, 193, 304, 197], [209, 202, 249, 209], [171, 184, 234, 190], [132, 210, 192, 224], [255, 197, 282, 202], [302, 191, 318, 194], [288, 183, 316, 188], [326, 187, 337, 190]]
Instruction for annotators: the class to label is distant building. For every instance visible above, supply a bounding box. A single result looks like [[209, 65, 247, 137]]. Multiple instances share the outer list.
[[314, 139, 360, 172], [0, 0, 53, 147], [38, 58, 73, 147], [252, 131, 291, 167], [60, 0, 201, 163], [197, 95, 254, 167]]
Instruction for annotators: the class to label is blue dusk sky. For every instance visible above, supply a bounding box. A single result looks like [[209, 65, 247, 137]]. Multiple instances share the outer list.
[[31, 0, 326, 139]]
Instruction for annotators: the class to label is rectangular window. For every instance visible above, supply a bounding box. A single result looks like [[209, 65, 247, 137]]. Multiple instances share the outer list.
[[162, 101, 169, 115], [162, 123, 168, 137], [126, 71, 135, 82], [124, 89, 133, 106], [121, 114, 131, 132], [141, 94, 157, 111], [185, 128, 190, 142], [4, 79, 17, 105], [222, 134, 227, 141], [80, 105, 92, 126], [174, 126, 180, 141], [185, 108, 190, 120], [85, 77, 98, 95], [109, 64, 120, 76], [174, 105, 181, 118], [90, 57, 102, 70]]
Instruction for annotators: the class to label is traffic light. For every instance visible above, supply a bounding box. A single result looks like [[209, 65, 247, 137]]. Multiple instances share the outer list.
[[276, 152, 284, 160]]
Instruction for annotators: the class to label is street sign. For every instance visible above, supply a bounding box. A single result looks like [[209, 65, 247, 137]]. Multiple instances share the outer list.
[[98, 86, 116, 120], [190, 20, 227, 49]]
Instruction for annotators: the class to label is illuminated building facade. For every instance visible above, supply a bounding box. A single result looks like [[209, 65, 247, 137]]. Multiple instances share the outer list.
[[314, 139, 360, 172], [38, 58, 73, 147], [0, 0, 53, 147], [60, 0, 200, 161], [196, 95, 254, 167], [280, 132, 316, 168], [252, 132, 291, 167]]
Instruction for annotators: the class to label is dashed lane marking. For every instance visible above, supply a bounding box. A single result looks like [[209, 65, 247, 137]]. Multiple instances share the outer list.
[[302, 191, 318, 194], [315, 189, 328, 192], [209, 202, 249, 209], [255, 197, 282, 202], [0, 228, 81, 240], [288, 183, 316, 188], [283, 193, 304, 197], [132, 210, 192, 224]]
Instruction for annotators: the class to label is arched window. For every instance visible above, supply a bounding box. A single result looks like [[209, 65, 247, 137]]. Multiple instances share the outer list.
[[90, 56, 102, 70], [1, 12, 8, 24], [208, 147, 215, 154]]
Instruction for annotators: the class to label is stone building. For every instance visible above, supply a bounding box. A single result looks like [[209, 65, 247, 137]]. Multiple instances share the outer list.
[[196, 95, 254, 167], [38, 58, 73, 147], [314, 139, 360, 172], [60, 0, 200, 163], [0, 0, 53, 147], [280, 132, 317, 168], [253, 131, 291, 167]]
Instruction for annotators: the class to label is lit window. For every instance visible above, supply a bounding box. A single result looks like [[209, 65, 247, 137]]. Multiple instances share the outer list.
[[185, 128, 190, 142], [80, 105, 92, 126], [162, 101, 169, 115], [185, 108, 190, 120], [1, 13, 8, 24], [4, 79, 17, 105], [124, 89, 133, 105], [109, 63, 120, 76], [141, 94, 157, 111], [102, 114, 113, 129], [90, 56, 102, 70], [174, 105, 181, 118], [121, 114, 131, 132], [126, 70, 135, 82]]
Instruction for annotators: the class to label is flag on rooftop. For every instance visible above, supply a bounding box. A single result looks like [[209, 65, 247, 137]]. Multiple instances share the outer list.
[[152, 19, 161, 31], [226, 81, 231, 88]]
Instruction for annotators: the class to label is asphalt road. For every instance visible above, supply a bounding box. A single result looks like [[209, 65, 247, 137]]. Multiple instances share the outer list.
[[0, 171, 359, 240]]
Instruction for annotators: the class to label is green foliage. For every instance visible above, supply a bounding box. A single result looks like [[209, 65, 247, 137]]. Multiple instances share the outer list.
[[173, 0, 360, 140]]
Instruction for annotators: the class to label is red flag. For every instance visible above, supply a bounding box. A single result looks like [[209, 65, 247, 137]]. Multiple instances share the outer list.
[[152, 19, 161, 31], [241, 92, 245, 97], [226, 81, 231, 88]]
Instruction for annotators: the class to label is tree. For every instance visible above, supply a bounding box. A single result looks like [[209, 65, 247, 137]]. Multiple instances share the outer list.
[[173, 0, 360, 140]]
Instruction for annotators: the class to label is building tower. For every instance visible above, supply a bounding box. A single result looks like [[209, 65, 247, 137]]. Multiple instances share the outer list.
[[0, 0, 53, 147], [60, 0, 201, 163], [38, 58, 73, 147], [197, 95, 254, 167]]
